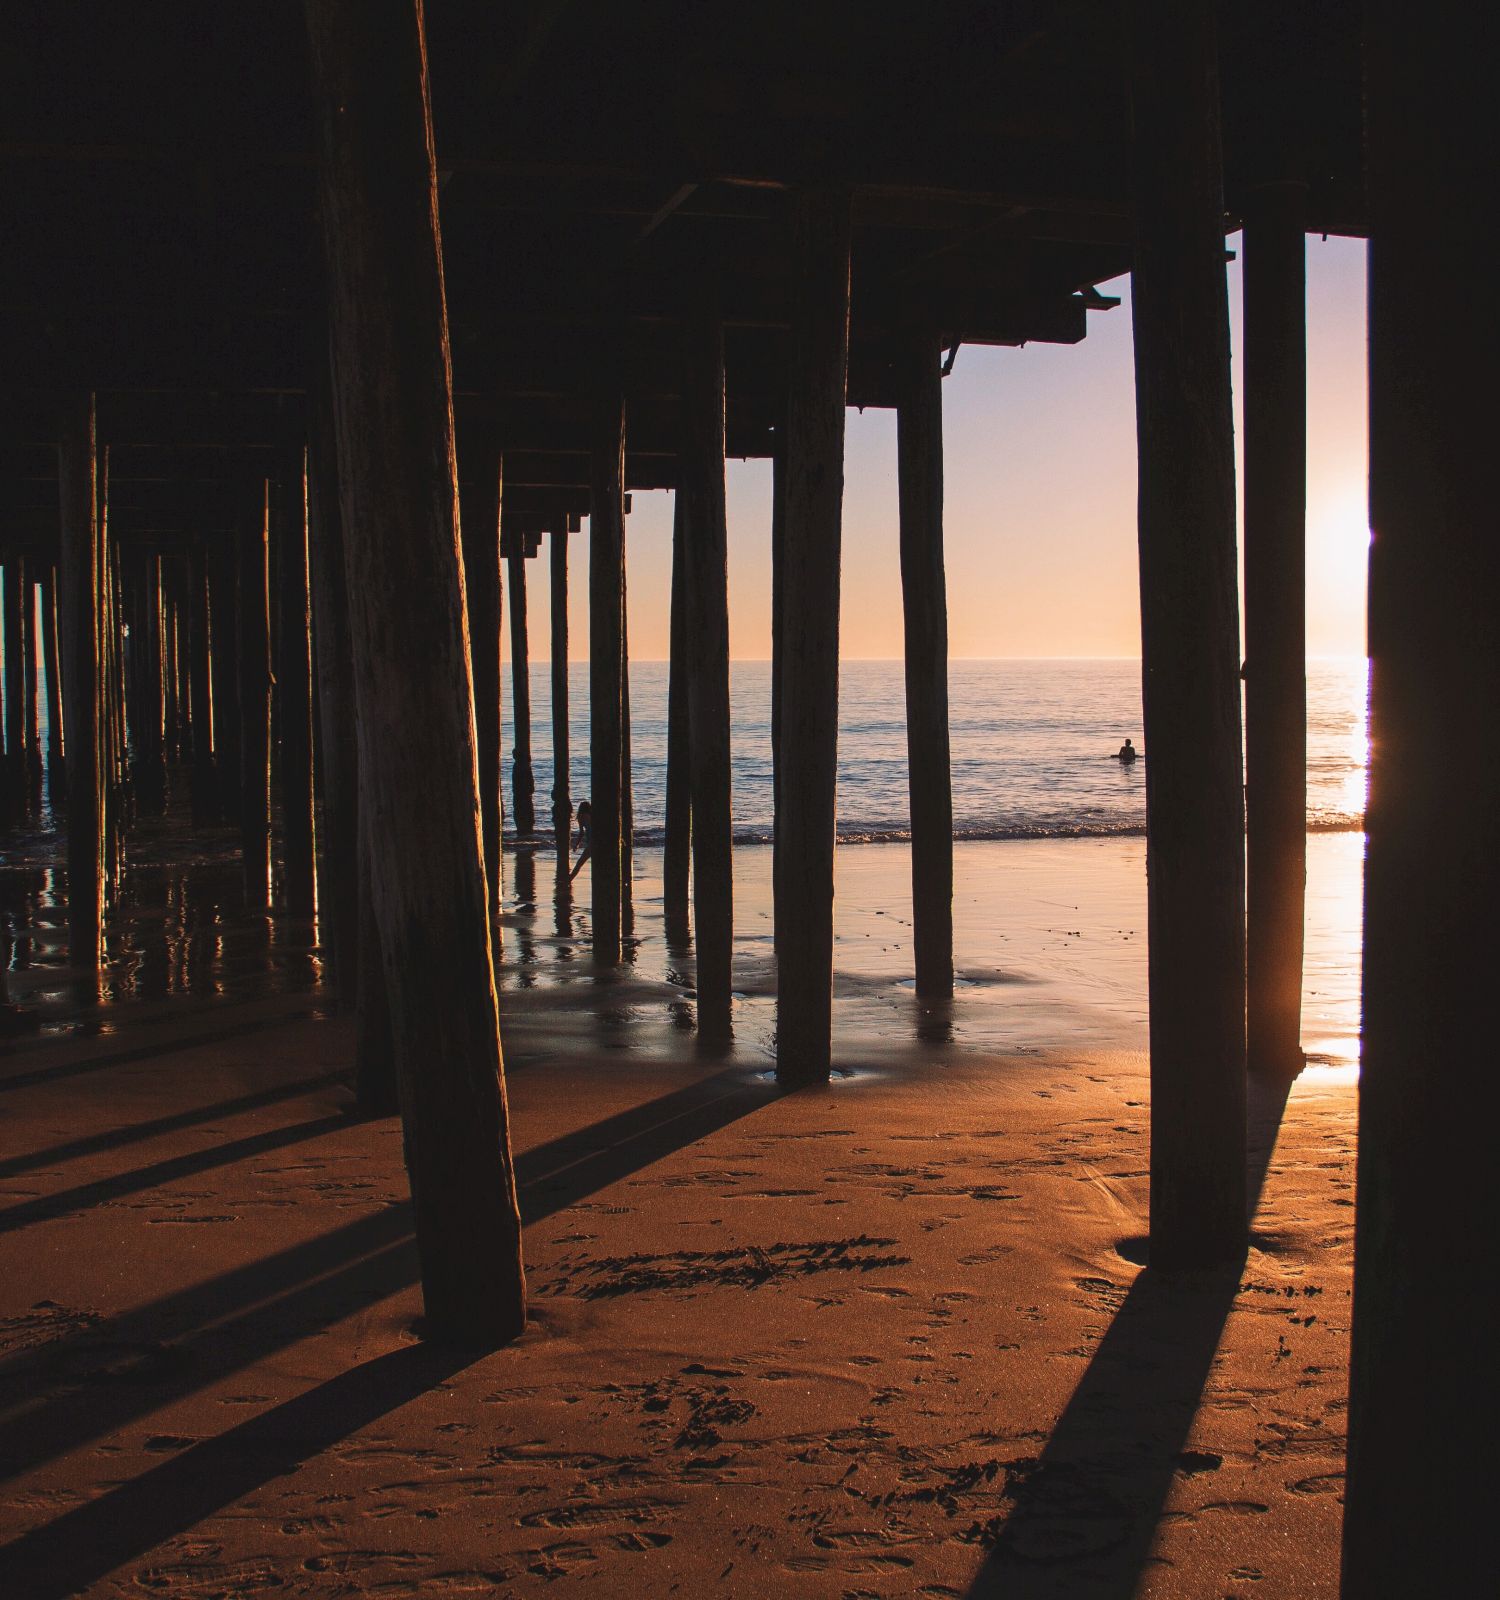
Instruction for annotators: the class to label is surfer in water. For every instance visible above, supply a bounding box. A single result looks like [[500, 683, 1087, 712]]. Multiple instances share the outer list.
[[1113, 737, 1138, 764]]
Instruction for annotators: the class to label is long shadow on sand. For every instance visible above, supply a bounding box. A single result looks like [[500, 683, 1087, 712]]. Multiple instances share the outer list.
[[0, 1064, 776, 1599], [0, 1003, 323, 1095], [964, 1074, 1292, 1599], [0, 1110, 354, 1236], [0, 1072, 341, 1181]]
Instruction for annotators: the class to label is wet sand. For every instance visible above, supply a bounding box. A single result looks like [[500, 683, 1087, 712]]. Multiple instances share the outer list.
[[0, 835, 1358, 1596]]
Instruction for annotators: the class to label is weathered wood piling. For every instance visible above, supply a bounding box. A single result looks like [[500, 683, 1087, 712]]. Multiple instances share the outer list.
[[277, 448, 317, 915], [239, 480, 272, 907], [896, 331, 954, 999], [682, 313, 734, 1035], [460, 444, 504, 917], [663, 491, 692, 940], [308, 0, 525, 1342], [1243, 181, 1308, 1082], [588, 388, 627, 964], [1343, 4, 1492, 1589], [506, 547, 536, 836], [776, 186, 852, 1085], [549, 517, 571, 866], [57, 394, 103, 967], [1124, 0, 1247, 1267]]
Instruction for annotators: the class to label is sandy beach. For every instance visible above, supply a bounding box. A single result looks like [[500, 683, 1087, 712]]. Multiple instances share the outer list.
[[0, 837, 1357, 1597]]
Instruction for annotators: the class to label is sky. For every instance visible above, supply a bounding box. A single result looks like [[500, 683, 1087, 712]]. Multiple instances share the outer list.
[[503, 233, 1370, 665]]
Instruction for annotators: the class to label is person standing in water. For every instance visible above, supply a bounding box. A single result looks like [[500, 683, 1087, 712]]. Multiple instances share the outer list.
[[569, 798, 592, 881], [1113, 737, 1138, 763]]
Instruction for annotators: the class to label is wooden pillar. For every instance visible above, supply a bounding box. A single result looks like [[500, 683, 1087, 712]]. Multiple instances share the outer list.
[[240, 480, 272, 908], [40, 564, 64, 806], [682, 314, 734, 1035], [3, 561, 25, 820], [186, 542, 216, 824], [308, 356, 360, 1007], [662, 490, 692, 939], [776, 186, 852, 1085], [21, 558, 41, 812], [277, 448, 317, 914], [101, 516, 126, 883], [588, 389, 626, 964], [1243, 181, 1308, 1081], [896, 332, 954, 998], [133, 553, 168, 816], [770, 434, 787, 942], [209, 540, 242, 823], [461, 447, 503, 918], [1124, 0, 1246, 1267], [161, 570, 181, 768], [108, 533, 127, 821], [549, 518, 571, 861], [506, 548, 536, 835], [1343, 6, 1493, 1591], [308, 0, 525, 1342], [58, 394, 102, 967], [620, 551, 634, 935]]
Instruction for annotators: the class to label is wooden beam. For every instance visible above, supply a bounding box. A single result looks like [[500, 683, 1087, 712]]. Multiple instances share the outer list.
[[1125, 0, 1247, 1268], [776, 186, 852, 1085], [308, 0, 525, 1342]]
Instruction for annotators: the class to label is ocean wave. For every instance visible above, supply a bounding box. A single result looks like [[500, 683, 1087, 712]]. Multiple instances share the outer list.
[[539, 813, 1367, 850]]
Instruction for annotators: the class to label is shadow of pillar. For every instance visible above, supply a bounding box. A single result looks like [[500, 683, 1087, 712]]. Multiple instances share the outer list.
[[964, 1075, 1291, 1598]]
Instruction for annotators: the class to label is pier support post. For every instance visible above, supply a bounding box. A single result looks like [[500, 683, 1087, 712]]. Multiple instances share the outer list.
[[21, 558, 41, 812], [506, 548, 536, 836], [308, 0, 525, 1342], [588, 388, 626, 964], [1243, 181, 1307, 1081], [186, 543, 216, 823], [663, 491, 692, 939], [3, 561, 27, 820], [308, 361, 360, 1006], [1343, 6, 1494, 1590], [1124, 0, 1246, 1267], [549, 518, 571, 866], [209, 540, 242, 824], [461, 447, 503, 917], [239, 480, 272, 909], [277, 447, 317, 915], [58, 394, 102, 967], [776, 186, 852, 1084], [40, 564, 64, 806], [896, 331, 954, 998], [683, 313, 734, 1035], [132, 554, 167, 816]]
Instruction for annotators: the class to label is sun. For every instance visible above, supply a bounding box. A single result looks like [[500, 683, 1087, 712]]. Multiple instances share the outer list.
[[1305, 483, 1371, 655]]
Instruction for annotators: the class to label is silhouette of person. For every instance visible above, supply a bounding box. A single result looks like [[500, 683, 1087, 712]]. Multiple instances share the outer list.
[[1115, 738, 1138, 763], [569, 798, 592, 882]]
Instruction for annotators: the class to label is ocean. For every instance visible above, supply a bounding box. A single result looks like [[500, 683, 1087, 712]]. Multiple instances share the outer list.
[[505, 656, 1369, 843]]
